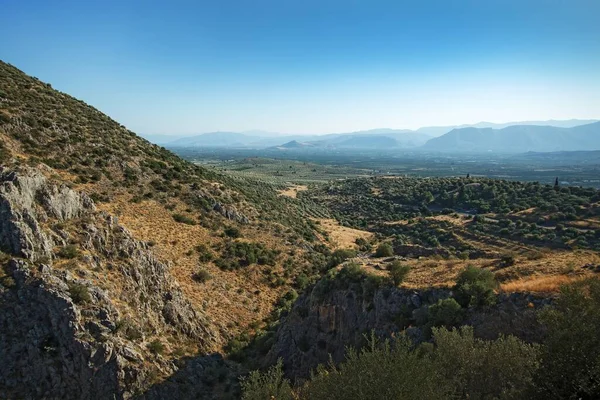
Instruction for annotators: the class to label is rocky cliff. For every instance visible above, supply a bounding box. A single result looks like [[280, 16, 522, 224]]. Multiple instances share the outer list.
[[0, 168, 221, 399], [264, 273, 549, 378]]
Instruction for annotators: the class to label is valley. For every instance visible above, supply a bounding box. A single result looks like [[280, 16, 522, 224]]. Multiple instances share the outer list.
[[2, 61, 600, 399]]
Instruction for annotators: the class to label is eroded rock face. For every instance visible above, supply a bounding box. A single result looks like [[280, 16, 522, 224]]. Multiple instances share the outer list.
[[0, 260, 124, 399], [263, 285, 452, 378], [0, 168, 95, 260], [264, 283, 549, 379], [0, 169, 220, 399]]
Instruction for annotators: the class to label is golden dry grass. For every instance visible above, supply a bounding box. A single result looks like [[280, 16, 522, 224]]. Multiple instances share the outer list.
[[314, 218, 373, 249], [355, 248, 600, 293], [500, 274, 588, 293], [278, 184, 308, 198], [97, 195, 294, 349]]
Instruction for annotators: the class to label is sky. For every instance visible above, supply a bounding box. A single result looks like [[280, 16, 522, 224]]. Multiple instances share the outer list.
[[1, 0, 600, 135]]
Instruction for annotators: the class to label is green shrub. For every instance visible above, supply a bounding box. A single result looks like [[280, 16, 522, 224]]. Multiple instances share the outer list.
[[241, 359, 293, 400], [192, 268, 213, 283], [500, 253, 516, 267], [388, 261, 410, 286], [68, 282, 91, 304], [172, 213, 196, 225], [355, 237, 372, 252], [147, 339, 165, 355], [432, 326, 539, 399], [243, 328, 539, 400], [224, 226, 242, 238], [58, 244, 79, 259], [299, 334, 447, 400], [532, 278, 600, 399], [195, 243, 214, 262], [294, 273, 310, 290], [0, 275, 16, 288], [375, 243, 394, 257], [453, 265, 497, 307], [427, 298, 463, 329], [215, 241, 279, 270], [328, 248, 356, 267]]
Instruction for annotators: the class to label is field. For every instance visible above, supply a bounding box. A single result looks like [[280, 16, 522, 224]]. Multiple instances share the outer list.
[[173, 147, 600, 188], [172, 147, 600, 294]]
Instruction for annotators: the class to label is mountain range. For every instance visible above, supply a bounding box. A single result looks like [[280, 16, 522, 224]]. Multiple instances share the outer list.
[[423, 122, 600, 153], [150, 119, 600, 153]]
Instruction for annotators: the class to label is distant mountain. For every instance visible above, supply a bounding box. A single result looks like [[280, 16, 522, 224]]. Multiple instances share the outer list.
[[422, 122, 600, 153], [167, 130, 431, 150], [160, 119, 599, 150], [417, 119, 598, 137], [275, 140, 315, 149]]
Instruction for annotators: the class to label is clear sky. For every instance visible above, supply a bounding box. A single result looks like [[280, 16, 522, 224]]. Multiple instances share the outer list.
[[1, 0, 599, 135]]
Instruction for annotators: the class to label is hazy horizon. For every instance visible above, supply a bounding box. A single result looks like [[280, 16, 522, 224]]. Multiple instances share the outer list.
[[2, 0, 599, 135], [140, 119, 600, 139]]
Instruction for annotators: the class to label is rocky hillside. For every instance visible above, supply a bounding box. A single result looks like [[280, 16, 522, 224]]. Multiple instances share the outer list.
[[262, 265, 548, 379], [0, 61, 328, 399]]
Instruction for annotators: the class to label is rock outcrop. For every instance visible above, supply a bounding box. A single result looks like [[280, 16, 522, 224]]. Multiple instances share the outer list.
[[264, 278, 549, 379], [0, 169, 221, 399]]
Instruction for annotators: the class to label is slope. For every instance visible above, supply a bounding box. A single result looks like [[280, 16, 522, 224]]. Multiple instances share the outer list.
[[0, 60, 326, 398]]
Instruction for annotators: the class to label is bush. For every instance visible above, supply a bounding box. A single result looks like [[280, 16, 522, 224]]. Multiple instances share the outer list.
[[192, 268, 213, 283], [224, 226, 242, 238], [172, 213, 196, 225], [241, 359, 293, 400], [58, 244, 79, 259], [532, 278, 600, 398], [375, 243, 394, 257], [328, 249, 356, 267], [68, 282, 91, 304], [432, 326, 539, 399], [147, 339, 165, 355], [294, 273, 310, 290], [244, 328, 538, 399], [299, 334, 447, 400], [388, 261, 410, 286], [500, 253, 516, 267], [427, 298, 463, 329], [355, 237, 372, 252], [195, 243, 214, 262], [215, 241, 279, 270], [453, 265, 497, 307]]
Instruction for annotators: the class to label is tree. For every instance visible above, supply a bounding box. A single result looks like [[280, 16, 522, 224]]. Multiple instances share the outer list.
[[375, 243, 394, 257], [388, 261, 410, 286], [453, 265, 497, 307], [532, 278, 600, 399]]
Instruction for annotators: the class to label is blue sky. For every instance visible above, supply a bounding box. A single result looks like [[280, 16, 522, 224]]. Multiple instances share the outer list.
[[1, 0, 599, 134]]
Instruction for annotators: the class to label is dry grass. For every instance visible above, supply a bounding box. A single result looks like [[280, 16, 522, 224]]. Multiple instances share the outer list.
[[355, 248, 600, 293], [313, 218, 373, 249], [97, 195, 294, 349], [500, 274, 588, 294], [278, 184, 308, 198]]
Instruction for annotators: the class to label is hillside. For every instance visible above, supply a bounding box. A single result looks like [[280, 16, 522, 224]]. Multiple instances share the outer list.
[[0, 61, 328, 398], [423, 122, 600, 152]]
